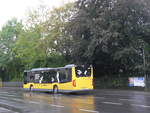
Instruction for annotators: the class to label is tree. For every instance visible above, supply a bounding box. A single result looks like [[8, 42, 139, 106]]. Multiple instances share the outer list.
[[14, 3, 76, 69], [0, 2, 76, 81], [66, 0, 150, 77], [0, 18, 24, 81], [44, 3, 76, 61]]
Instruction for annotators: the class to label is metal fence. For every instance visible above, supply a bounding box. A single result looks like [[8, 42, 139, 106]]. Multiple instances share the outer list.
[[94, 77, 128, 88], [0, 77, 149, 91], [94, 77, 145, 90], [2, 82, 23, 87]]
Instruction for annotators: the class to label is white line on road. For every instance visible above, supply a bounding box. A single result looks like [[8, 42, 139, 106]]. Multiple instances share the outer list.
[[102, 101, 122, 105], [5, 94, 16, 96], [119, 98, 141, 102], [29, 101, 40, 104], [50, 104, 64, 108], [94, 97, 105, 99], [28, 101, 65, 108], [0, 96, 25, 103], [0, 94, 17, 98], [119, 98, 137, 102], [0, 107, 19, 113], [0, 107, 16, 112], [0, 92, 8, 94], [0, 96, 9, 99], [12, 98, 24, 102], [80, 109, 99, 113], [131, 104, 150, 108]]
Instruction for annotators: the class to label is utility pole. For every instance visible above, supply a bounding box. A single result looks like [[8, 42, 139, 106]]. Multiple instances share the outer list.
[[139, 39, 147, 91], [142, 43, 147, 91]]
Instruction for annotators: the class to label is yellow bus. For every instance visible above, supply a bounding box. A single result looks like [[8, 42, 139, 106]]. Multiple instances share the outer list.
[[23, 64, 93, 93]]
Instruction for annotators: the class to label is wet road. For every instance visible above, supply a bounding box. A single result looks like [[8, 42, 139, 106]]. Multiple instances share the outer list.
[[0, 88, 150, 113]]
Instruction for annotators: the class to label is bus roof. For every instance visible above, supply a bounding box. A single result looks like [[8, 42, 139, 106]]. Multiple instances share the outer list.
[[64, 64, 76, 68], [24, 64, 91, 72], [31, 68, 53, 71], [24, 70, 31, 72], [29, 64, 76, 72]]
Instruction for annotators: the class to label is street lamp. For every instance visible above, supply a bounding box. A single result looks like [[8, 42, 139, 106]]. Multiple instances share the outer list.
[[142, 45, 147, 91], [138, 39, 147, 91]]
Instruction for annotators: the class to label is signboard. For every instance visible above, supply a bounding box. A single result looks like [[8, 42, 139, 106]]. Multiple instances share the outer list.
[[129, 77, 145, 87], [129, 77, 134, 87]]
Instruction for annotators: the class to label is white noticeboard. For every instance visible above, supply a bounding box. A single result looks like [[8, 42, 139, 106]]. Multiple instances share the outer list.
[[134, 77, 145, 87], [129, 77, 145, 87]]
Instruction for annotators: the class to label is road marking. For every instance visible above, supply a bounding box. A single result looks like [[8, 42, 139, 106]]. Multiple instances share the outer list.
[[12, 98, 24, 102], [0, 107, 12, 111], [0, 96, 9, 99], [0, 94, 18, 98], [119, 98, 136, 102], [94, 97, 105, 99], [0, 107, 19, 113], [0, 92, 8, 94], [102, 102, 122, 105], [50, 104, 64, 108], [29, 101, 40, 104], [79, 109, 99, 113], [119, 98, 141, 102], [131, 104, 150, 108], [0, 102, 21, 111], [6, 94, 16, 96], [0, 96, 25, 103]]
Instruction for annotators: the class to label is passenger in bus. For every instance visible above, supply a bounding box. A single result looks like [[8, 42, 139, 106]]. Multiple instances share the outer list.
[[51, 77, 54, 83], [56, 72, 60, 83], [39, 76, 43, 83]]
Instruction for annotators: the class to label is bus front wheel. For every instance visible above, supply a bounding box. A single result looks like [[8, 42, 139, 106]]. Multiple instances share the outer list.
[[53, 85, 58, 94]]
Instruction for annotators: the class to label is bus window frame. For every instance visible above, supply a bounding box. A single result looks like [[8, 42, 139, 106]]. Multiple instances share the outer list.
[[75, 66, 92, 77], [24, 67, 73, 84], [41, 70, 57, 83], [57, 68, 72, 83]]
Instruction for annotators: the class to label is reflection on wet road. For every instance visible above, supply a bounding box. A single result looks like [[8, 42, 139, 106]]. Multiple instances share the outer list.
[[0, 88, 150, 113]]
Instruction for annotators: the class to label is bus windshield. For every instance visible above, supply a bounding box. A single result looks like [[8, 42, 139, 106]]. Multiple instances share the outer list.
[[75, 65, 91, 77]]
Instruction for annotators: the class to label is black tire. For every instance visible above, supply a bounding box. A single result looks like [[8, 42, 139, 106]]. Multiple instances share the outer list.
[[53, 86, 58, 94]]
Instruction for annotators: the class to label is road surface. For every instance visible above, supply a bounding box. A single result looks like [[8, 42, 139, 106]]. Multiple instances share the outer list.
[[0, 87, 150, 113]]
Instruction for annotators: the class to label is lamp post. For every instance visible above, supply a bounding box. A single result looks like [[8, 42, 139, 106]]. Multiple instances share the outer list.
[[139, 39, 147, 91], [142, 46, 147, 91]]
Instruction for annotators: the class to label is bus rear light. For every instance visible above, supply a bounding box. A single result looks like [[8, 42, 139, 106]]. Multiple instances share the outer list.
[[72, 80, 76, 87]]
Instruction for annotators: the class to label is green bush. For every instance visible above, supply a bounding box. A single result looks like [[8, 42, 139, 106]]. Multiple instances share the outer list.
[[0, 77, 2, 87], [94, 77, 129, 89]]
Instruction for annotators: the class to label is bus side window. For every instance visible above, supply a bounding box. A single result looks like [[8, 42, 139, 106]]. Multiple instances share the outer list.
[[34, 73, 40, 83], [30, 75, 34, 82], [59, 70, 65, 83], [39, 76, 43, 83], [24, 72, 28, 84], [48, 70, 57, 83], [42, 71, 54, 83], [41, 72, 47, 83], [75, 66, 91, 77], [59, 69, 72, 83], [65, 69, 72, 82]]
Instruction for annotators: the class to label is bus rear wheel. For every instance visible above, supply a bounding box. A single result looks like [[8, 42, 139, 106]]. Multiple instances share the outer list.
[[53, 86, 58, 94]]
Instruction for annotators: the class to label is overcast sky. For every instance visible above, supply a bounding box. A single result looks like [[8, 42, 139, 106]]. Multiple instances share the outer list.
[[0, 0, 74, 28]]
